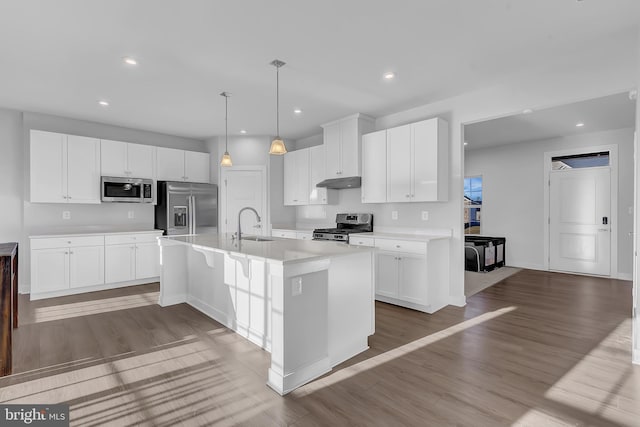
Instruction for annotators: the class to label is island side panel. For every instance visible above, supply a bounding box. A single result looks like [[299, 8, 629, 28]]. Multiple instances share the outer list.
[[328, 251, 375, 366], [426, 238, 450, 313], [158, 240, 189, 306]]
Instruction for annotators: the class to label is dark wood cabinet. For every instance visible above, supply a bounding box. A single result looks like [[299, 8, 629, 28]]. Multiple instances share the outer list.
[[0, 242, 18, 377]]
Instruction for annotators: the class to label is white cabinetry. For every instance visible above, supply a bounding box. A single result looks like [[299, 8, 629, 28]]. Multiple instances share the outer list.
[[101, 140, 154, 178], [272, 229, 313, 240], [30, 130, 101, 204], [321, 114, 374, 179], [296, 231, 313, 240], [157, 147, 210, 183], [386, 118, 449, 202], [284, 149, 310, 205], [105, 233, 161, 283], [31, 236, 105, 296], [309, 145, 336, 205], [361, 130, 387, 204]]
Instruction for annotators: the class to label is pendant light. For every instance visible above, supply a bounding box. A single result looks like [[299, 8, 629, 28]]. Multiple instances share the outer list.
[[220, 91, 232, 167], [269, 59, 287, 155]]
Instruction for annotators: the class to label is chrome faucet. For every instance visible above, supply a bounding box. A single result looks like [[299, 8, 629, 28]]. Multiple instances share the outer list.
[[236, 207, 261, 241]]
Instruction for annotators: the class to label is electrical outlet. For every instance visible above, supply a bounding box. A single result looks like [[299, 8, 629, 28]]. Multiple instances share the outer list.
[[62, 211, 71, 220], [421, 211, 429, 221], [391, 211, 398, 220], [128, 211, 135, 219], [292, 277, 302, 296], [629, 206, 633, 215]]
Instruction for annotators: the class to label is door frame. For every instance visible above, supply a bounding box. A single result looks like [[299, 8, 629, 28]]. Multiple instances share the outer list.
[[219, 166, 268, 236], [543, 144, 619, 278]]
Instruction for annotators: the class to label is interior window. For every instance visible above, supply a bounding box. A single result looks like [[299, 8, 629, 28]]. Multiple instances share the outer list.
[[551, 152, 609, 170], [464, 176, 482, 234]]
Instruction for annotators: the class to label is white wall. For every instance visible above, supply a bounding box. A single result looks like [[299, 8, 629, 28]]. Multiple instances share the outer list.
[[465, 128, 634, 276], [0, 109, 24, 244], [633, 28, 640, 365]]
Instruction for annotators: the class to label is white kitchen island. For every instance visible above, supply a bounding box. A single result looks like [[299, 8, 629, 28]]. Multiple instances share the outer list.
[[158, 234, 376, 395]]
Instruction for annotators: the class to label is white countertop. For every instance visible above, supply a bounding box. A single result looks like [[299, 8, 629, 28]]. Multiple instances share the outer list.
[[162, 233, 375, 265], [30, 226, 163, 238], [356, 230, 452, 242]]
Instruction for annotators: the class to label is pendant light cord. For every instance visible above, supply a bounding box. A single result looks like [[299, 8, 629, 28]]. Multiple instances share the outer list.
[[225, 94, 228, 151], [276, 65, 280, 138]]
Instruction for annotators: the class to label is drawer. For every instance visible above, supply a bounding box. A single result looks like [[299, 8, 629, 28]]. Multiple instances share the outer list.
[[375, 238, 426, 255], [31, 235, 105, 249], [296, 232, 313, 240], [350, 236, 375, 247], [105, 233, 161, 245], [272, 230, 297, 239]]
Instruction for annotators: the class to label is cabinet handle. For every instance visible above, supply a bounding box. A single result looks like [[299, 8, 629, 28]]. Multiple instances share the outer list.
[[396, 245, 401, 248], [69, 251, 74, 255], [405, 194, 410, 198], [68, 196, 72, 199], [67, 241, 71, 244]]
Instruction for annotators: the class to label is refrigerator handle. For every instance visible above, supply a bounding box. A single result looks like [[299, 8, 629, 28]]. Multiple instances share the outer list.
[[191, 195, 197, 234]]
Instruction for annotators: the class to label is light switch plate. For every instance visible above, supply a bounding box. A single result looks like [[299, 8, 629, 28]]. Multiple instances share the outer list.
[[421, 211, 429, 221], [391, 211, 398, 220], [128, 211, 135, 219], [292, 277, 302, 296], [62, 211, 71, 220]]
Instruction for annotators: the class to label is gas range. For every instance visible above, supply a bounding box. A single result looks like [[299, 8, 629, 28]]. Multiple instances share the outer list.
[[313, 213, 373, 243]]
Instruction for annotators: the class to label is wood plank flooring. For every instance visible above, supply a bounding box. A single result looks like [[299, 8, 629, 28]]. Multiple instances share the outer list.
[[1, 270, 638, 426]]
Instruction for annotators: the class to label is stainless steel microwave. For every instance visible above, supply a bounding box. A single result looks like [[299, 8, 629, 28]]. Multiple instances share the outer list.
[[101, 176, 153, 203]]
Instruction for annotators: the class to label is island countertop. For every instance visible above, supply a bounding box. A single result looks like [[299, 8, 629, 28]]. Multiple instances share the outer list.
[[162, 233, 375, 265]]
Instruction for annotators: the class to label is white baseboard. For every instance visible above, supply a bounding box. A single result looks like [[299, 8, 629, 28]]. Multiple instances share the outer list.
[[29, 278, 159, 301], [633, 350, 639, 365], [617, 273, 633, 281], [448, 295, 467, 307], [267, 356, 332, 396], [158, 293, 187, 306]]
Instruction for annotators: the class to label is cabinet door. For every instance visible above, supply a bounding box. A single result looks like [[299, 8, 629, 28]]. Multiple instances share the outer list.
[[398, 254, 428, 306], [105, 244, 136, 283], [309, 145, 329, 204], [412, 119, 439, 201], [157, 147, 185, 181], [283, 152, 296, 205], [69, 246, 105, 288], [127, 143, 154, 179], [386, 124, 412, 202], [361, 130, 387, 203], [376, 252, 399, 298], [32, 248, 69, 293], [323, 122, 342, 178], [340, 118, 360, 177], [100, 139, 128, 177], [135, 242, 160, 279], [185, 151, 210, 183], [294, 149, 310, 204], [296, 232, 313, 240], [67, 135, 101, 203], [30, 130, 67, 203]]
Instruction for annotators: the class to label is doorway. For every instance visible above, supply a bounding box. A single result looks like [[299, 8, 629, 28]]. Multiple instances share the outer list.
[[220, 166, 267, 237]]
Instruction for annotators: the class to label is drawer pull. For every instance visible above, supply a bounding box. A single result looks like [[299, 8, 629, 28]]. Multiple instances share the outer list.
[[396, 245, 401, 248]]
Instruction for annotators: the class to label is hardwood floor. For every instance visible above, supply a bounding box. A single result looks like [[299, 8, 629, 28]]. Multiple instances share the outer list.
[[1, 270, 638, 426]]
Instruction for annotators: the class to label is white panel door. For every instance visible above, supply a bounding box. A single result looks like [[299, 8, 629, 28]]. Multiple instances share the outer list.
[[309, 145, 328, 205], [398, 254, 428, 305], [127, 143, 154, 178], [221, 168, 266, 237], [386, 124, 412, 202], [412, 119, 439, 201], [105, 244, 136, 283], [69, 246, 105, 288], [67, 135, 101, 203], [32, 248, 69, 293], [185, 151, 210, 183], [30, 130, 67, 203], [361, 130, 387, 203], [340, 118, 359, 177], [135, 242, 160, 279], [323, 122, 342, 178], [376, 253, 399, 298], [550, 167, 611, 276], [100, 139, 128, 177], [157, 147, 185, 181]]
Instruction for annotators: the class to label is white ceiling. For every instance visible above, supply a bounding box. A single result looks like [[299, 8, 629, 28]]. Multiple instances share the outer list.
[[464, 92, 638, 150], [0, 0, 638, 140]]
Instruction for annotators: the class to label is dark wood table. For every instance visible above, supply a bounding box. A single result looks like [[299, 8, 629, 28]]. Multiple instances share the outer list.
[[0, 242, 18, 377]]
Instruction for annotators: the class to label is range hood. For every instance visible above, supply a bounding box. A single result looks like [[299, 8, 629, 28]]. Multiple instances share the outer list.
[[316, 176, 361, 189]]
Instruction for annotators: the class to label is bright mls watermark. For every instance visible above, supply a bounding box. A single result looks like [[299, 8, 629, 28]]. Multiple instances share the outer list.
[[1, 405, 69, 426]]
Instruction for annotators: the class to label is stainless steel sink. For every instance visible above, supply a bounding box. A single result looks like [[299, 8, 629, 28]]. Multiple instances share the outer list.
[[240, 236, 273, 242]]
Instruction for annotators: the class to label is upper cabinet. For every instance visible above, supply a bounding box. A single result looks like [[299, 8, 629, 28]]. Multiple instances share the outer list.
[[386, 118, 448, 202], [30, 130, 101, 204], [284, 149, 310, 206], [101, 140, 154, 178], [308, 145, 336, 205], [157, 147, 210, 183], [321, 114, 375, 179], [361, 130, 387, 204]]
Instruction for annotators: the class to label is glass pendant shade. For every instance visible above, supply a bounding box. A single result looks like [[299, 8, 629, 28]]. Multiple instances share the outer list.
[[269, 138, 287, 155], [220, 150, 232, 166]]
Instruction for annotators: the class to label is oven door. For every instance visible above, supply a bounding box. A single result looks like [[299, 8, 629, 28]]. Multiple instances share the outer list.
[[101, 177, 146, 202]]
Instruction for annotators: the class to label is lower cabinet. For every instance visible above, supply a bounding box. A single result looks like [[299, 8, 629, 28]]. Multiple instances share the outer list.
[[376, 251, 427, 306], [272, 229, 313, 240], [105, 234, 161, 282], [69, 246, 105, 288], [104, 244, 136, 283]]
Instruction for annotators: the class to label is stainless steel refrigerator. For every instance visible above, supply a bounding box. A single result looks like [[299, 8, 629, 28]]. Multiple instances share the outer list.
[[155, 181, 218, 235]]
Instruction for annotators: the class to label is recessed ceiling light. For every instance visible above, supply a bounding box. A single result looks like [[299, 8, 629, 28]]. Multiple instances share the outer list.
[[98, 100, 109, 107], [383, 72, 396, 80], [576, 122, 585, 127], [522, 108, 533, 114], [239, 129, 247, 134], [293, 108, 302, 114], [463, 141, 469, 146], [123, 57, 137, 66]]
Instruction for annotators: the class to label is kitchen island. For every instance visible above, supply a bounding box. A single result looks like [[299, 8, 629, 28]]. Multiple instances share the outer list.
[[158, 234, 376, 395]]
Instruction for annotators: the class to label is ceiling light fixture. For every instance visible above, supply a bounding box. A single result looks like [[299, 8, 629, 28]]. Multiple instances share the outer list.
[[383, 72, 395, 80], [269, 59, 287, 155], [576, 122, 585, 127], [220, 92, 232, 167], [98, 100, 109, 107], [293, 108, 302, 114], [463, 142, 469, 146], [123, 57, 138, 66]]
